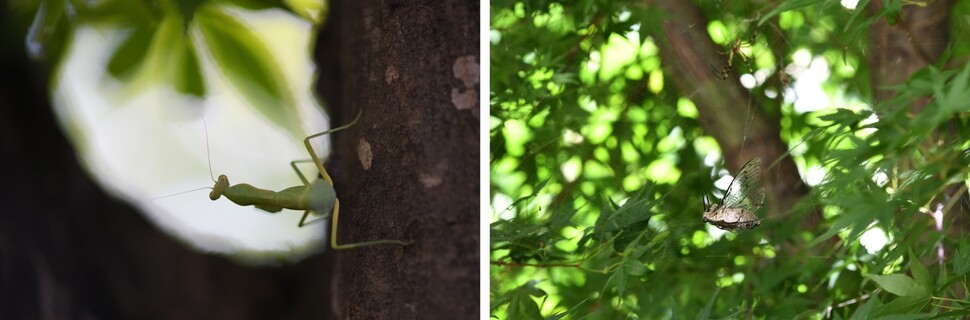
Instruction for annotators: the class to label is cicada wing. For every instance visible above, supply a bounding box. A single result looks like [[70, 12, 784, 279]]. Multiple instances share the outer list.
[[720, 158, 764, 211], [704, 158, 764, 231]]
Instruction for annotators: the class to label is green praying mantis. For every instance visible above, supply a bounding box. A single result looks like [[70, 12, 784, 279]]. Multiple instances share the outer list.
[[174, 110, 412, 250]]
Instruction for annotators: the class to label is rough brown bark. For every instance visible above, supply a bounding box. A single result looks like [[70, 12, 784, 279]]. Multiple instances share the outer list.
[[315, 0, 480, 319], [646, 0, 813, 229], [868, 0, 952, 105]]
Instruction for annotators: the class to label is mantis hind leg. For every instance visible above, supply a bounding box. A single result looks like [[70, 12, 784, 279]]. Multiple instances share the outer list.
[[298, 210, 316, 228], [303, 110, 412, 249], [329, 199, 411, 249]]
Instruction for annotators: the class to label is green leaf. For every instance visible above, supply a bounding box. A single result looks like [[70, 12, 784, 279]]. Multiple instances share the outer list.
[[509, 282, 545, 320], [695, 287, 719, 320], [609, 266, 628, 296], [607, 197, 654, 231], [624, 258, 646, 276], [955, 244, 970, 276], [908, 251, 932, 293], [933, 309, 970, 319], [194, 4, 301, 137], [108, 25, 157, 79], [870, 295, 930, 318], [758, 0, 826, 26], [850, 296, 878, 320], [284, 0, 328, 24], [133, 11, 207, 99], [174, 41, 205, 97], [819, 108, 868, 127], [506, 178, 552, 211], [669, 296, 679, 320], [843, 0, 870, 32], [938, 62, 970, 113], [836, 269, 862, 297], [87, 0, 154, 24], [173, 0, 205, 26], [213, 0, 285, 11], [864, 273, 929, 297], [213, 0, 328, 24]]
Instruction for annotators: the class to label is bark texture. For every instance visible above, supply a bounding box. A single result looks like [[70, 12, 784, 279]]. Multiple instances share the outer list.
[[868, 0, 952, 105], [315, 0, 480, 318]]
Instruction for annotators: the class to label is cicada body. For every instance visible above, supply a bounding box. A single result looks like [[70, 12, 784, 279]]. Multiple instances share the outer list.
[[703, 158, 765, 232]]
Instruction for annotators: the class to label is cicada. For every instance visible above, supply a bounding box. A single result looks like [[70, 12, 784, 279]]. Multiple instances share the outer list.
[[703, 158, 765, 231]]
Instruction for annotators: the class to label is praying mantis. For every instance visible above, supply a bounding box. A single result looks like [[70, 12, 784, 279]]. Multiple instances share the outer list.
[[198, 110, 412, 250]]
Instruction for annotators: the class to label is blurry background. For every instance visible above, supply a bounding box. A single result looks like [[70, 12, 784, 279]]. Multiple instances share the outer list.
[[0, 0, 479, 318], [490, 0, 970, 318], [52, 3, 332, 262]]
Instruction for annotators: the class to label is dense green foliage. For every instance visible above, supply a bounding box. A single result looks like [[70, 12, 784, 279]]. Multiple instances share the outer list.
[[490, 0, 970, 318]]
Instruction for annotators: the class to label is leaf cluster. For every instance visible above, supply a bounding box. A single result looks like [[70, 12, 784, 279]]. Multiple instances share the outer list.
[[9, 0, 326, 136], [490, 0, 970, 318]]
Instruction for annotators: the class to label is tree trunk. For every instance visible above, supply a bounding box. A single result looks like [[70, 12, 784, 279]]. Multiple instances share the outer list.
[[647, 0, 814, 231], [315, 0, 480, 318]]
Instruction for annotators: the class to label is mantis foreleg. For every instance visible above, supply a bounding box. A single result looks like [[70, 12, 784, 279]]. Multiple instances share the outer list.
[[299, 111, 411, 249]]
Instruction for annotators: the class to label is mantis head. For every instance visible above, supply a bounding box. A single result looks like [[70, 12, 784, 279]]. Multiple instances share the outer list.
[[210, 174, 230, 200]]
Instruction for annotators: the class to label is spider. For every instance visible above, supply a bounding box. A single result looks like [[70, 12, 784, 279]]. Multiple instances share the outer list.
[[710, 38, 754, 80]]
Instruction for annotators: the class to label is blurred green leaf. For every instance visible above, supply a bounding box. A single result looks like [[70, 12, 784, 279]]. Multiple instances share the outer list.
[[505, 178, 552, 211], [212, 0, 285, 11], [107, 25, 157, 79], [908, 251, 932, 293], [758, 0, 826, 26], [86, 0, 154, 25], [955, 242, 970, 276], [509, 281, 546, 320], [935, 62, 970, 113], [624, 259, 646, 276], [210, 0, 327, 24], [850, 295, 878, 320], [173, 0, 205, 27], [870, 295, 930, 318], [695, 287, 719, 320], [174, 39, 205, 97], [284, 0, 328, 24], [609, 265, 628, 296], [194, 4, 300, 137], [864, 273, 929, 298]]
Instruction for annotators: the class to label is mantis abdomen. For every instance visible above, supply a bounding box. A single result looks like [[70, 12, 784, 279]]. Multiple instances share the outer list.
[[210, 175, 336, 216], [192, 110, 411, 248]]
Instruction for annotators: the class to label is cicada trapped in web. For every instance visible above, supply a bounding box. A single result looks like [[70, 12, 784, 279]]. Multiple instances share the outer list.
[[703, 157, 765, 231]]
